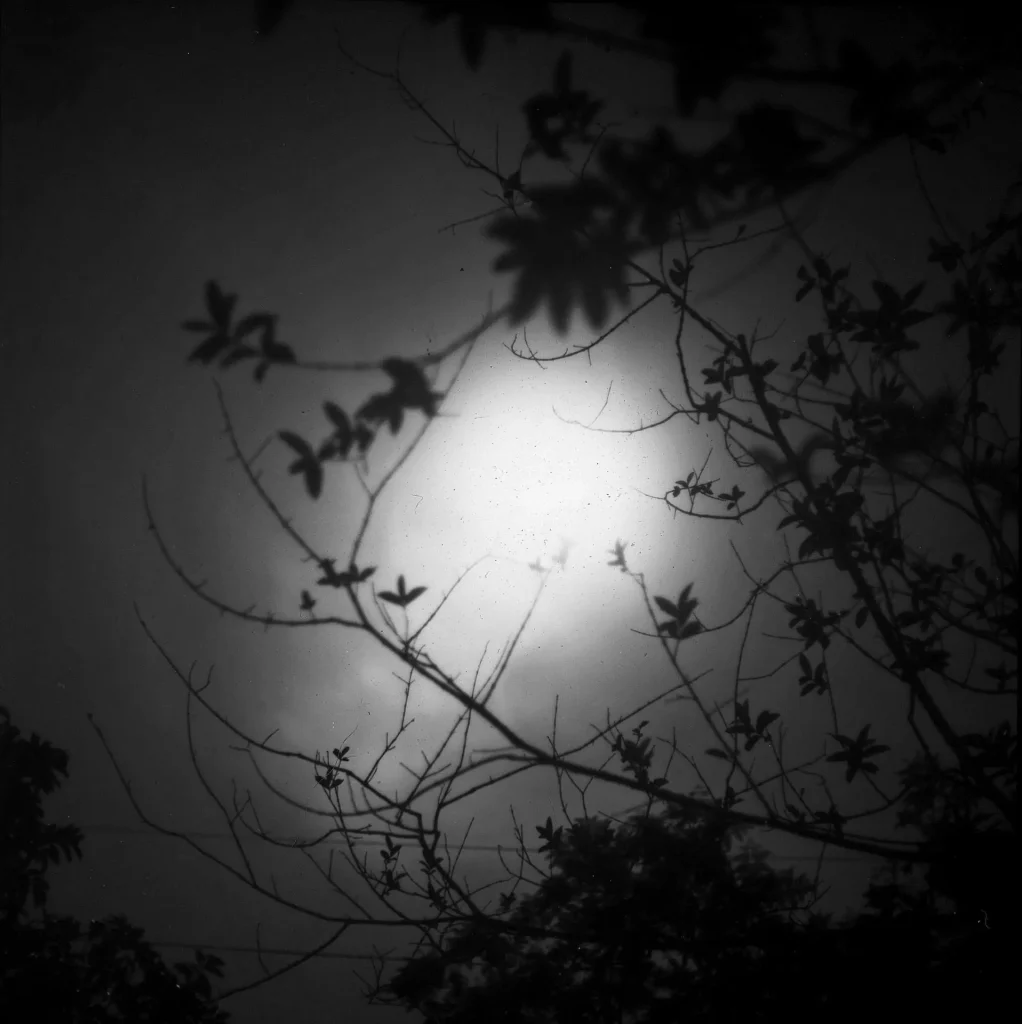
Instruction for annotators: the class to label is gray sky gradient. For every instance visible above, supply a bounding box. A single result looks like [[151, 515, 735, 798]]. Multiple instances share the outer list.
[[2, 3, 1018, 1021]]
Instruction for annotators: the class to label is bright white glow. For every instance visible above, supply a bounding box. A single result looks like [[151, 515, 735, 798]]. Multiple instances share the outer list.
[[353, 336, 688, 725], [445, 408, 629, 570], [416, 353, 648, 573]]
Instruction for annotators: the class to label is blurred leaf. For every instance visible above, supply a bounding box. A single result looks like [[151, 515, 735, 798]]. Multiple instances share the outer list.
[[279, 430, 323, 499], [381, 358, 444, 418], [220, 345, 257, 368], [204, 280, 236, 329], [233, 312, 275, 341], [358, 391, 406, 434], [607, 539, 629, 571], [486, 184, 635, 333], [188, 332, 232, 364], [379, 574, 427, 607], [321, 401, 353, 459]]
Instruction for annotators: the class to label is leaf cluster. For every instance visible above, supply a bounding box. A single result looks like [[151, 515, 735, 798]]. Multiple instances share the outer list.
[[142, 11, 1018, 1023], [415, 5, 1006, 336], [386, 799, 1014, 1023], [653, 582, 703, 641], [183, 281, 295, 382], [0, 708, 228, 1023]]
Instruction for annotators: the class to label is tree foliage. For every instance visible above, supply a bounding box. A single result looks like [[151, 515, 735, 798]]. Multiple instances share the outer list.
[[92, 4, 1018, 1019], [386, 800, 1014, 1023], [0, 707, 229, 1023]]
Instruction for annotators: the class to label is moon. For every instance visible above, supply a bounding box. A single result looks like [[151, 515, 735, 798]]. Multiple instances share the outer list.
[[364, 335, 680, 718], [390, 344, 651, 575]]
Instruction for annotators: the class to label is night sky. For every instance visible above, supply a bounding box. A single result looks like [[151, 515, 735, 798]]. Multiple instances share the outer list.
[[2, 3, 1018, 1022]]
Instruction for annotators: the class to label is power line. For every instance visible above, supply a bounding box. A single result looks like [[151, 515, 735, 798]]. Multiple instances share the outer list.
[[83, 825, 887, 969], [80, 821, 874, 862], [149, 940, 409, 963]]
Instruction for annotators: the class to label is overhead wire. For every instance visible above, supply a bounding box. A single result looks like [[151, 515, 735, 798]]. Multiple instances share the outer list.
[[79, 820, 874, 861], [80, 818, 884, 968], [148, 940, 409, 963]]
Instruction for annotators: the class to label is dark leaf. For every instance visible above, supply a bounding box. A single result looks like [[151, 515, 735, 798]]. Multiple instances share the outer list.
[[904, 281, 925, 307], [324, 401, 350, 432], [318, 439, 341, 461], [279, 431, 323, 499], [606, 539, 629, 571], [358, 391, 406, 434], [188, 332, 232, 364], [353, 421, 374, 454], [379, 358, 444, 418], [233, 312, 275, 340], [831, 463, 853, 490], [382, 357, 429, 393], [205, 280, 236, 329], [279, 431, 313, 458], [322, 401, 353, 458], [220, 345, 258, 368], [669, 262, 690, 288], [265, 341, 296, 363], [501, 169, 523, 199], [486, 190, 634, 333]]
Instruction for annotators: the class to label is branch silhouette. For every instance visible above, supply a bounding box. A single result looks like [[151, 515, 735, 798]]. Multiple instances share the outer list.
[[108, 7, 1020, 1016]]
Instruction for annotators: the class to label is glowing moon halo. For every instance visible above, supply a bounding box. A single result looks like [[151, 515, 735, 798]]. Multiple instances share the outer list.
[[427, 356, 640, 574], [370, 390, 634, 719], [448, 414, 624, 569], [362, 337, 679, 715]]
